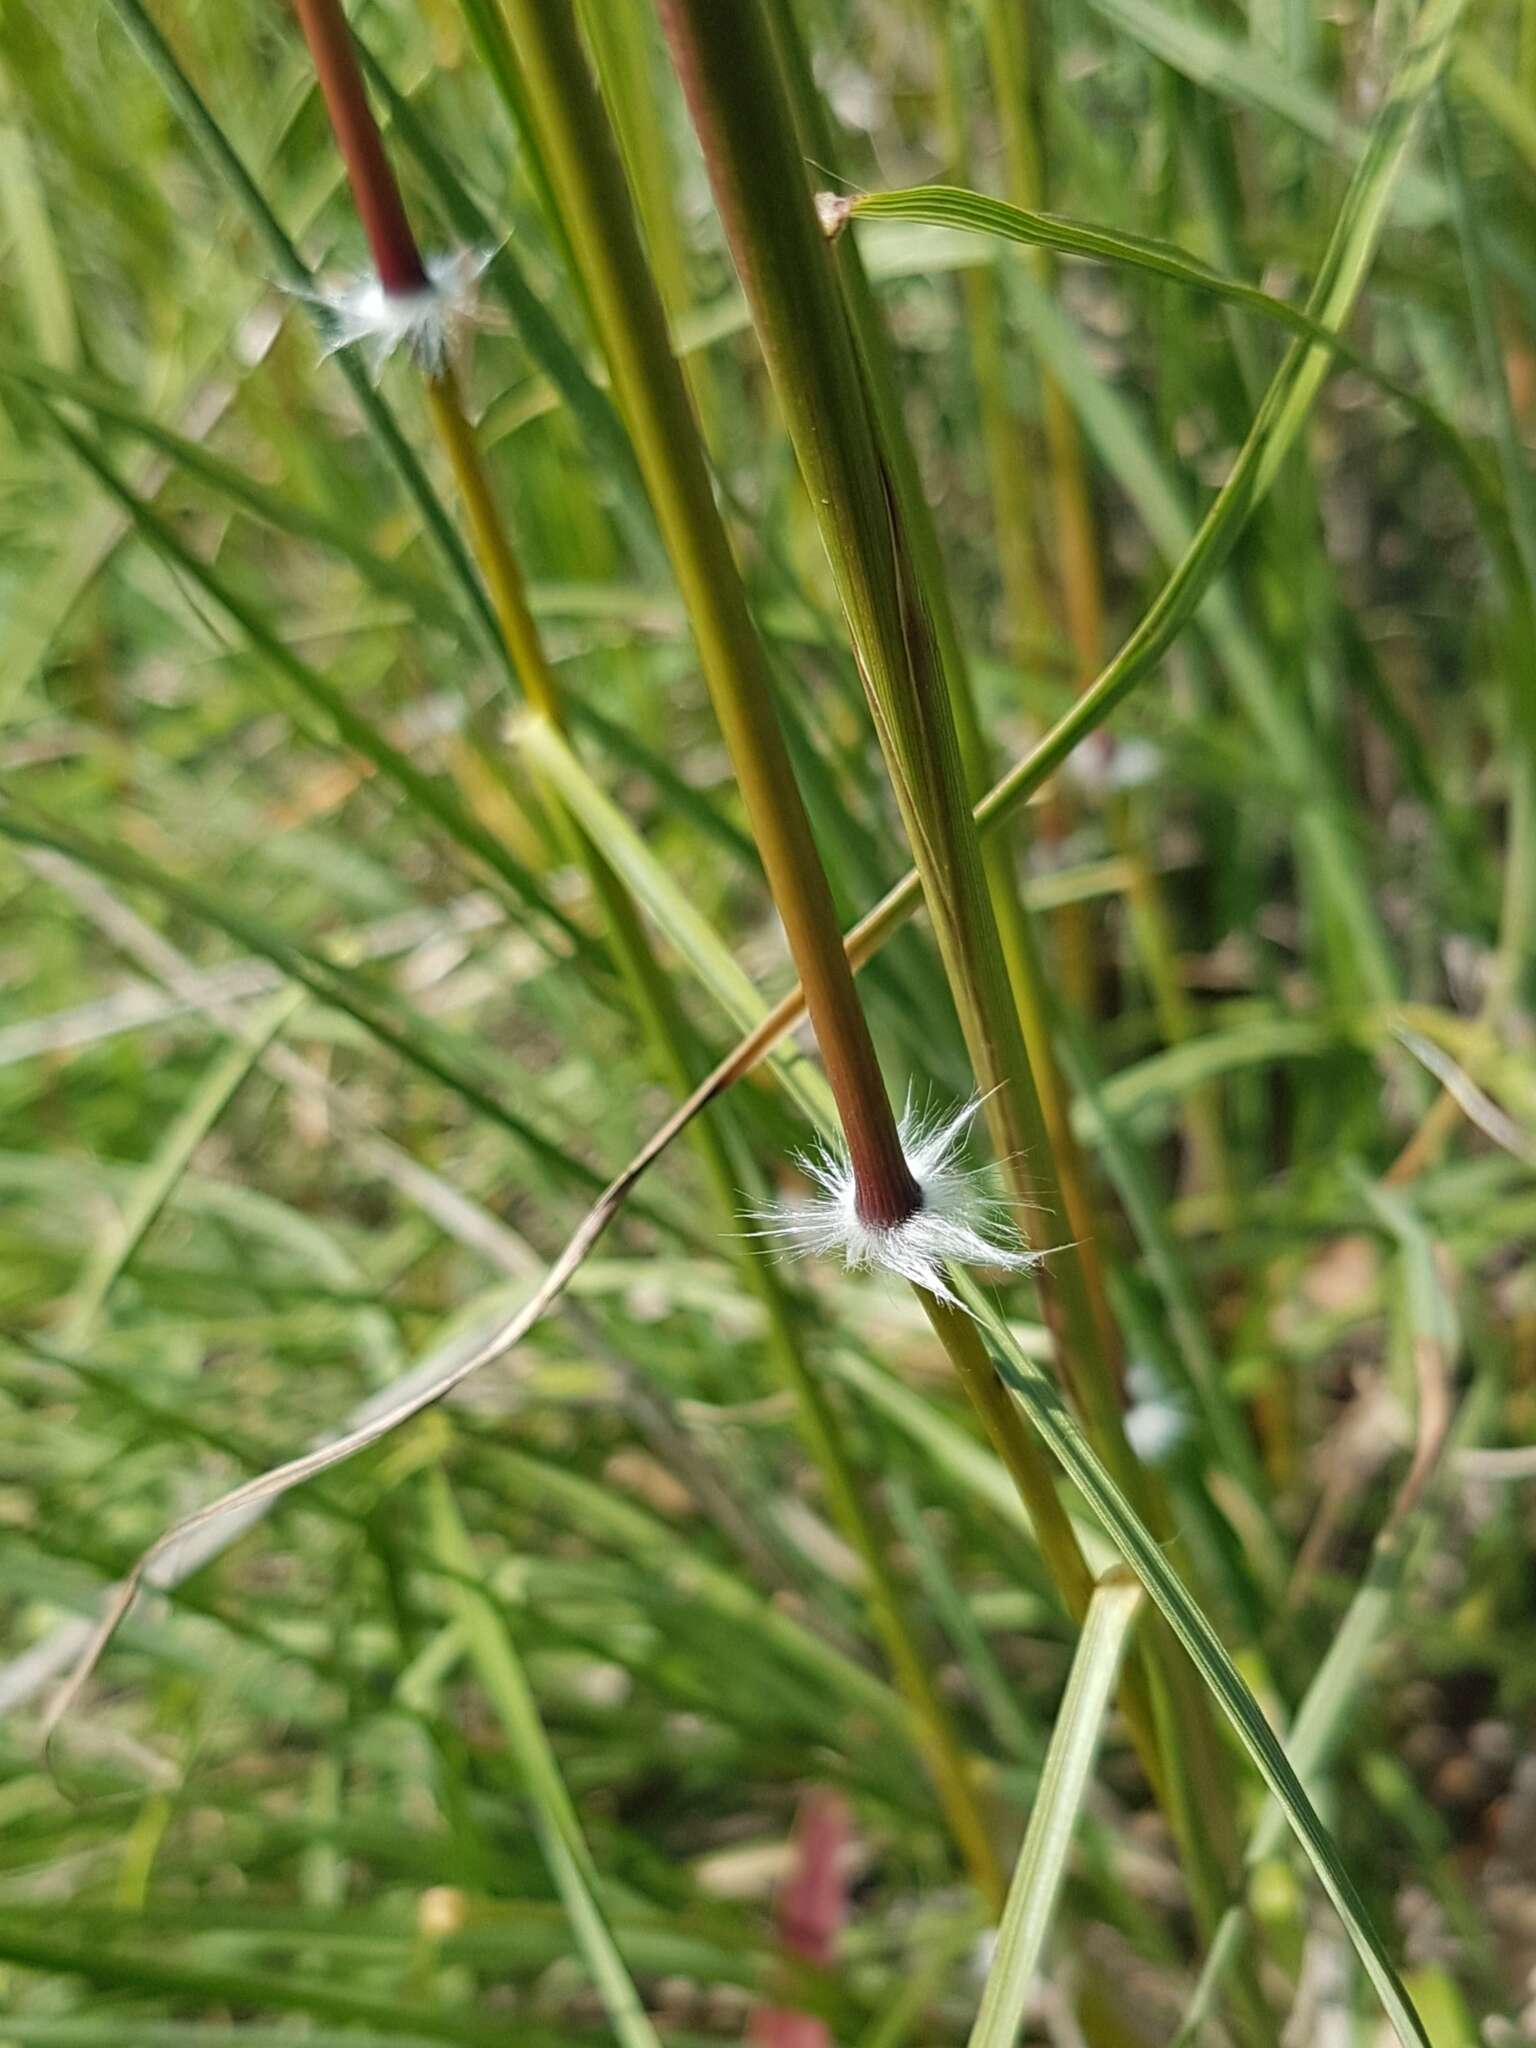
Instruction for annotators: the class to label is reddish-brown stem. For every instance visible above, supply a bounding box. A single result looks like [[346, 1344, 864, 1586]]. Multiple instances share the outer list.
[[847, 1110, 921, 1228], [292, 0, 429, 295]]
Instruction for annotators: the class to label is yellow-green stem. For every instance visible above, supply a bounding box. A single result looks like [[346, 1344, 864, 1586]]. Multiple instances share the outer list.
[[755, 0, 1123, 1691], [660, 0, 1142, 1499], [493, 0, 920, 1229], [444, 370, 993, 1888]]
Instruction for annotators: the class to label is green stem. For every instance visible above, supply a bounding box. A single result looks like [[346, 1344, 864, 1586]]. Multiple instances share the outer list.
[[574, 0, 719, 441], [502, 0, 1100, 1696], [107, 0, 504, 672], [488, 0, 914, 1230]]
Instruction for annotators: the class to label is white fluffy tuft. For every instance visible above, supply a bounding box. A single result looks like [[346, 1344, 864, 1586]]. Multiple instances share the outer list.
[[306, 247, 493, 380], [749, 1095, 1043, 1306]]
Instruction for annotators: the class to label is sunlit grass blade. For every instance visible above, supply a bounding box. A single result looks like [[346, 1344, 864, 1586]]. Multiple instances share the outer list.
[[966, 1572, 1143, 2047]]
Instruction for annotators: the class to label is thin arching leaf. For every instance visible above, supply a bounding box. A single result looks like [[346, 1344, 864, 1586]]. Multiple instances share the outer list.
[[967, 1574, 1143, 2047]]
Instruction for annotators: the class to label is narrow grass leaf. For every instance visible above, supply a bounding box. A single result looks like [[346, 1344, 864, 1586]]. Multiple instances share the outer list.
[[845, 183, 1484, 496], [967, 1573, 1144, 2047], [0, 1922, 508, 2046]]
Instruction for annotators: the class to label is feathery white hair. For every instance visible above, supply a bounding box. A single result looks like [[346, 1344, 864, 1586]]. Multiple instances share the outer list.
[[750, 1095, 1042, 1306], [306, 247, 493, 380]]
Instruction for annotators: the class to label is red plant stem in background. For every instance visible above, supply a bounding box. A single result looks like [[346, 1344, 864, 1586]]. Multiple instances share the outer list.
[[291, 0, 429, 295], [747, 1790, 852, 2048]]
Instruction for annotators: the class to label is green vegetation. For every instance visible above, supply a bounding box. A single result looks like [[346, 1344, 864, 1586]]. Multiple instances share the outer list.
[[1, 0, 1532, 2041]]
